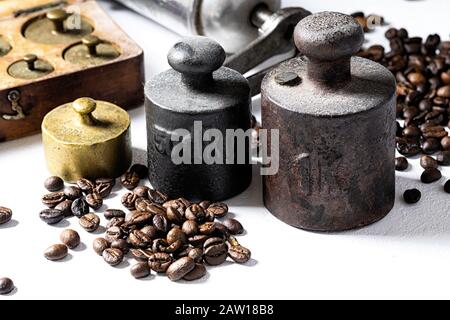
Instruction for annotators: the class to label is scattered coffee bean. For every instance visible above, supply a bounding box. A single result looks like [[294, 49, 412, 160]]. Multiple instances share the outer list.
[[130, 248, 153, 262], [188, 248, 203, 263], [206, 202, 228, 218], [445, 180, 450, 193], [111, 239, 129, 254], [420, 155, 438, 170], [76, 178, 95, 194], [94, 178, 114, 198], [148, 253, 173, 273], [0, 207, 12, 225], [227, 237, 251, 263], [166, 206, 184, 224], [105, 226, 123, 243], [153, 214, 169, 233], [395, 157, 409, 171], [104, 209, 126, 220], [95, 177, 115, 187], [166, 257, 195, 282], [185, 204, 206, 222], [421, 168, 442, 184], [39, 209, 64, 225], [182, 220, 198, 237], [120, 171, 140, 190], [44, 244, 68, 261], [152, 238, 169, 252], [183, 263, 207, 281], [121, 192, 138, 210], [129, 229, 152, 248], [79, 213, 100, 232], [133, 185, 150, 198], [140, 225, 158, 239], [106, 217, 125, 228], [436, 151, 450, 166], [44, 176, 64, 192], [442, 137, 450, 151], [64, 186, 82, 200], [403, 189, 422, 204], [60, 229, 80, 249], [0, 277, 14, 295], [86, 192, 103, 210], [167, 227, 188, 245], [131, 262, 151, 279], [125, 210, 153, 227], [71, 198, 89, 218], [223, 218, 244, 235], [422, 138, 441, 155], [199, 222, 216, 235], [148, 189, 169, 205], [55, 199, 73, 217], [93, 237, 110, 255], [42, 192, 65, 208], [102, 248, 124, 266], [188, 235, 209, 248], [130, 164, 148, 179], [203, 237, 228, 266]]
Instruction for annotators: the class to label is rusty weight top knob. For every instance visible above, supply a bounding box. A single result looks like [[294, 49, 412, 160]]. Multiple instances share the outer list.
[[145, 36, 252, 201], [261, 12, 396, 232]]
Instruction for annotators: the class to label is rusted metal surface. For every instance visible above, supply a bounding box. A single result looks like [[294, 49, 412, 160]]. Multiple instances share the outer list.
[[261, 12, 397, 232]]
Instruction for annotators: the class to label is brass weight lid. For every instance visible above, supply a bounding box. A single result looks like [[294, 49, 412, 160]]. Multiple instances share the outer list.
[[24, 8, 93, 45], [64, 35, 121, 66], [42, 98, 132, 182], [8, 54, 54, 79]]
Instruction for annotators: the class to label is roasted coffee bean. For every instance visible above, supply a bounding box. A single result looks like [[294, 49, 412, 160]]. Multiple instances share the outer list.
[[166, 206, 184, 224], [166, 257, 195, 281], [0, 207, 12, 225], [175, 246, 193, 259], [135, 198, 166, 215], [444, 180, 450, 194], [106, 217, 125, 228], [130, 248, 153, 262], [397, 140, 421, 157], [86, 192, 103, 210], [199, 222, 216, 235], [441, 137, 450, 151], [131, 262, 151, 279], [422, 138, 441, 155], [188, 235, 209, 248], [153, 214, 169, 233], [39, 209, 64, 225], [199, 200, 211, 210], [60, 229, 80, 249], [188, 248, 203, 263], [165, 240, 184, 253], [124, 211, 153, 227], [152, 238, 169, 252], [44, 176, 64, 192], [120, 171, 140, 190], [420, 155, 438, 169], [418, 99, 432, 111], [102, 248, 124, 266], [141, 225, 158, 239], [105, 226, 123, 243], [421, 168, 442, 184], [42, 192, 65, 208], [133, 185, 150, 198], [64, 186, 82, 200], [167, 227, 188, 244], [94, 182, 113, 199], [395, 157, 409, 171], [203, 237, 228, 266], [182, 220, 199, 237], [121, 192, 138, 210], [422, 126, 448, 139], [111, 239, 129, 254], [185, 204, 206, 222], [0, 277, 14, 295], [183, 263, 207, 281], [79, 213, 100, 232], [147, 203, 166, 216], [223, 219, 244, 235], [44, 244, 68, 261], [104, 209, 126, 220], [228, 237, 251, 264], [437, 85, 450, 98], [403, 125, 421, 137], [148, 252, 173, 273], [135, 197, 152, 212], [93, 238, 110, 255], [437, 151, 450, 166], [214, 222, 230, 237], [55, 200, 73, 217], [129, 230, 153, 248], [76, 178, 95, 194], [130, 164, 148, 179], [71, 198, 89, 218], [148, 189, 169, 205], [206, 202, 228, 218], [96, 177, 115, 187], [403, 189, 422, 204]]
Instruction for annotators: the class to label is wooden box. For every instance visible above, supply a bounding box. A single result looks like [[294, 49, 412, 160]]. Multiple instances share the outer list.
[[0, 0, 144, 142]]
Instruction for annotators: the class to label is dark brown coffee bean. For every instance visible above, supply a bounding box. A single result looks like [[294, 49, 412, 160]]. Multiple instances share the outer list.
[[422, 138, 441, 155], [166, 257, 195, 281], [76, 178, 95, 194], [182, 220, 198, 237], [402, 125, 421, 138], [42, 192, 65, 208], [130, 248, 152, 261], [214, 222, 230, 237], [444, 180, 450, 193], [44, 244, 68, 261], [403, 189, 421, 204], [102, 248, 124, 266], [0, 277, 14, 295], [223, 219, 244, 235], [55, 200, 73, 217], [71, 198, 89, 218], [93, 238, 110, 255], [60, 229, 80, 249], [437, 151, 450, 166], [121, 192, 138, 210], [86, 192, 103, 210], [104, 209, 126, 220], [165, 240, 184, 253], [120, 171, 140, 190], [385, 28, 398, 39], [131, 262, 151, 279], [228, 245, 251, 264], [0, 207, 12, 225], [188, 248, 203, 263], [441, 137, 450, 151], [420, 155, 438, 169], [148, 189, 169, 205], [395, 157, 409, 171], [167, 227, 187, 245], [207, 202, 228, 218], [421, 168, 442, 183], [407, 73, 426, 86], [166, 206, 184, 224], [397, 140, 421, 157], [152, 238, 169, 252], [106, 217, 125, 228], [129, 230, 152, 248], [94, 182, 114, 199], [198, 200, 211, 210], [185, 204, 206, 222], [148, 252, 173, 273], [105, 226, 123, 243], [183, 263, 207, 281], [140, 225, 158, 239], [199, 222, 216, 235], [64, 186, 82, 200], [133, 186, 150, 198], [44, 176, 64, 192], [124, 211, 153, 227], [422, 126, 448, 139], [79, 213, 100, 232], [39, 209, 64, 225], [130, 164, 148, 179], [153, 214, 169, 233], [188, 235, 209, 248], [95, 177, 115, 187], [203, 237, 228, 266], [437, 85, 450, 98], [111, 239, 129, 254]]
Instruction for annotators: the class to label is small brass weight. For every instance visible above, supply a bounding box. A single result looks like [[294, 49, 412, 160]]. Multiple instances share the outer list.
[[7, 54, 54, 80], [24, 8, 94, 45], [64, 35, 121, 66]]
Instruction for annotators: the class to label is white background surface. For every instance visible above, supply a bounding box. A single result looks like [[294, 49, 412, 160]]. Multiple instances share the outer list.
[[1, 0, 450, 300]]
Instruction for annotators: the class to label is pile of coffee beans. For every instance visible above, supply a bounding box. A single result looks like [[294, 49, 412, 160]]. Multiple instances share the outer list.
[[351, 12, 385, 33], [0, 206, 12, 225]]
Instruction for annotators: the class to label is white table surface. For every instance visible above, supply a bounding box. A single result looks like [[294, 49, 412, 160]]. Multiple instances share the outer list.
[[1, 0, 450, 300]]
